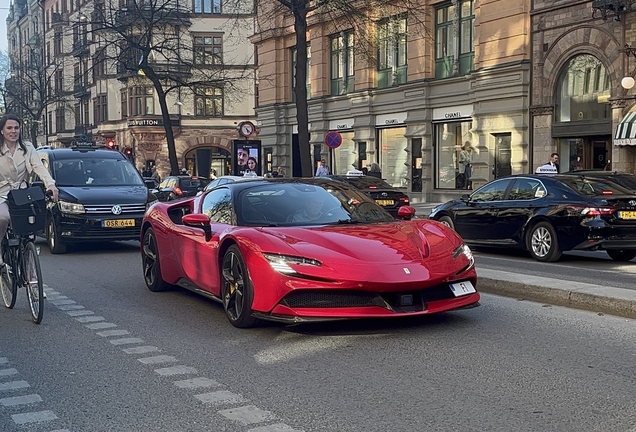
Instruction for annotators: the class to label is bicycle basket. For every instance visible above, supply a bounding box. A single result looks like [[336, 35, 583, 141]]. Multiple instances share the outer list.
[[7, 187, 46, 235]]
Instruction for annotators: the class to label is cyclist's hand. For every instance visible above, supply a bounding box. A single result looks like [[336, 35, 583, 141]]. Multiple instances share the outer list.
[[46, 185, 59, 202]]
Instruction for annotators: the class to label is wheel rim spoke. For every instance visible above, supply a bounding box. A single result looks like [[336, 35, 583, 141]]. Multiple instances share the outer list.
[[222, 252, 245, 321], [143, 233, 157, 285]]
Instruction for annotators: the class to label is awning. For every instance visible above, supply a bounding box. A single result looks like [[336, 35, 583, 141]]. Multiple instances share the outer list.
[[614, 112, 636, 146]]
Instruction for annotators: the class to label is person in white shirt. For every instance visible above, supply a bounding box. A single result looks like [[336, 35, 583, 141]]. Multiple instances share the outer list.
[[315, 159, 329, 177]]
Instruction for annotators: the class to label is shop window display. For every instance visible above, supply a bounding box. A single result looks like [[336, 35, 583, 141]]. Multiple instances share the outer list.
[[435, 121, 472, 189]]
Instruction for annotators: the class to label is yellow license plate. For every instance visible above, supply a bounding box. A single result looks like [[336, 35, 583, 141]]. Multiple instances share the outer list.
[[103, 219, 135, 228], [619, 211, 636, 220], [375, 199, 395, 206]]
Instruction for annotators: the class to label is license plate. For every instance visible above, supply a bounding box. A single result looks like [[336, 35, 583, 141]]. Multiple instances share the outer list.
[[618, 211, 636, 220], [102, 219, 135, 228], [449, 280, 476, 297], [375, 199, 395, 206]]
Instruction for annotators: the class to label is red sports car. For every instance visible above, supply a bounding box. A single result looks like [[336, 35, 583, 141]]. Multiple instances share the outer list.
[[140, 178, 479, 328]]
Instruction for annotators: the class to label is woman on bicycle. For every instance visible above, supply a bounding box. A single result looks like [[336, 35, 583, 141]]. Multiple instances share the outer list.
[[0, 114, 59, 249]]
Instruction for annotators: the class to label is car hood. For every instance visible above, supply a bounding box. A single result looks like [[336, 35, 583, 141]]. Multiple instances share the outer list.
[[59, 185, 153, 205], [237, 220, 466, 283]]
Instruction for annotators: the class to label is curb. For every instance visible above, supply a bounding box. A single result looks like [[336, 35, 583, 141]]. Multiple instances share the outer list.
[[477, 270, 636, 319]]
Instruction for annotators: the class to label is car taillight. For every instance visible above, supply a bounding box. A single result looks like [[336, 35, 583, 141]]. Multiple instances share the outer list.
[[602, 190, 613, 195], [174, 187, 183, 196], [368, 186, 377, 189], [581, 207, 615, 216], [398, 197, 409, 203]]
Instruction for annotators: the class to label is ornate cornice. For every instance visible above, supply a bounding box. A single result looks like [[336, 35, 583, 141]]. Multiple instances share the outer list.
[[529, 105, 553, 115]]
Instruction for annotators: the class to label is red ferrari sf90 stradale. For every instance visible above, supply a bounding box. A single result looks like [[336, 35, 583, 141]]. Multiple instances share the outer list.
[[141, 178, 479, 328]]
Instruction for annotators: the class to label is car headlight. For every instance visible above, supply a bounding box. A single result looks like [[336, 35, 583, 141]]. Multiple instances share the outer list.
[[263, 253, 322, 275], [453, 243, 474, 270], [146, 199, 158, 211], [58, 200, 85, 214]]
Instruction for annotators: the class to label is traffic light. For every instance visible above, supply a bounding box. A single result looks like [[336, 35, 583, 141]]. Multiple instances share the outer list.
[[124, 147, 133, 160], [106, 139, 115, 149]]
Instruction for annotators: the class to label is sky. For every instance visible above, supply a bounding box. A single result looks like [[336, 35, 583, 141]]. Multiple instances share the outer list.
[[0, 2, 7, 52]]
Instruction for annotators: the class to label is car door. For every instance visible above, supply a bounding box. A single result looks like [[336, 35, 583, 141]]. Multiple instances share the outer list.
[[174, 188, 232, 295], [497, 177, 547, 244], [453, 179, 513, 241]]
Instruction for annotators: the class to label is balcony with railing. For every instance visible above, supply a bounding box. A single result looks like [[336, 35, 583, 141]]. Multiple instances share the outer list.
[[73, 83, 91, 99], [51, 12, 69, 27], [592, 0, 635, 20], [72, 40, 91, 57], [114, 4, 191, 28]]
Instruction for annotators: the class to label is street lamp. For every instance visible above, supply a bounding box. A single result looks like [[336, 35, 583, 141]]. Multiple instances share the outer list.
[[622, 45, 636, 90]]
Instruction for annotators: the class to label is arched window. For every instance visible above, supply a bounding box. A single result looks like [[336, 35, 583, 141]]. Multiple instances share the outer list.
[[554, 54, 610, 122]]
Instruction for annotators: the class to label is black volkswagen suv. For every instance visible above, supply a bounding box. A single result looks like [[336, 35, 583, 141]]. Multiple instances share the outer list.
[[34, 144, 157, 254]]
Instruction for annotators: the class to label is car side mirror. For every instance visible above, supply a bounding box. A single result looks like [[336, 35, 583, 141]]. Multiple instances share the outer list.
[[144, 180, 157, 189], [182, 213, 213, 241], [397, 205, 416, 220], [460, 194, 471, 203]]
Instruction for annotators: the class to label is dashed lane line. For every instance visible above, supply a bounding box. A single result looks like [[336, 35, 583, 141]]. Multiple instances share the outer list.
[[84, 322, 118, 330], [218, 405, 277, 425], [96, 329, 130, 337], [154, 365, 198, 376], [137, 355, 178, 365], [248, 424, 305, 432], [74, 316, 106, 323], [11, 410, 58, 425], [108, 337, 145, 345], [122, 345, 160, 355], [194, 390, 248, 405], [0, 393, 43, 406], [173, 377, 221, 389], [0, 368, 19, 377], [0, 380, 30, 392]]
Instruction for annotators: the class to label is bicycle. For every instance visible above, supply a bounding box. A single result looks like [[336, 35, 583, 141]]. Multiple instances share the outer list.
[[0, 189, 46, 324]]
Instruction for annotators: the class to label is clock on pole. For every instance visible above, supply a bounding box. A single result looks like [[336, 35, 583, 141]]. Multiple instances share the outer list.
[[238, 121, 255, 138]]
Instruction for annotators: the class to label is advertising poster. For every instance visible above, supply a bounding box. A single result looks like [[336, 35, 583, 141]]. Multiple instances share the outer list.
[[234, 140, 262, 176]]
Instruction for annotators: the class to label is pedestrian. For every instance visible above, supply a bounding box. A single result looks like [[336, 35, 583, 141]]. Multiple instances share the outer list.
[[367, 163, 382, 179], [548, 152, 560, 173], [0, 114, 59, 258], [458, 141, 473, 189], [150, 165, 161, 183], [315, 158, 329, 177], [277, 166, 285, 177]]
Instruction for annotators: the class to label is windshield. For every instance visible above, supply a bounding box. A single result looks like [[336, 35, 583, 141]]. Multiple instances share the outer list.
[[558, 177, 634, 197], [237, 182, 395, 226], [53, 158, 144, 187]]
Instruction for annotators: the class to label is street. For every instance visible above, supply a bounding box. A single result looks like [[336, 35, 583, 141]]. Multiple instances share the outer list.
[[1, 240, 635, 432]]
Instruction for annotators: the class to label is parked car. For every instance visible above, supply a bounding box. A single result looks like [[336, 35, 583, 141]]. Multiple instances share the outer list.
[[34, 143, 157, 254], [140, 178, 479, 328], [153, 175, 207, 201], [563, 170, 636, 192], [429, 174, 636, 262], [202, 175, 262, 193], [325, 174, 410, 217]]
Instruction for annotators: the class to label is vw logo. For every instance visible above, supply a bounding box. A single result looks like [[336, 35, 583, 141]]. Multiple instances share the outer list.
[[381, 192, 388, 197], [111, 205, 122, 215], [629, 200, 636, 207]]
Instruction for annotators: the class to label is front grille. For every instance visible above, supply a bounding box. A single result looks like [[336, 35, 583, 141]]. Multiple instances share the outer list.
[[84, 204, 146, 215], [281, 283, 459, 312]]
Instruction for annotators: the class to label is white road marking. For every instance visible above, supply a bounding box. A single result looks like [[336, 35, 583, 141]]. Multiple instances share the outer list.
[[75, 316, 105, 323], [57, 305, 85, 311], [85, 322, 117, 330], [11, 410, 57, 424], [0, 394, 42, 406], [138, 355, 178, 365], [66, 310, 94, 317], [0, 357, 6, 364], [0, 368, 18, 377], [123, 346, 159, 355], [218, 405, 277, 425], [97, 330, 130, 337], [49, 430, 71, 432], [154, 365, 198, 376], [248, 424, 305, 432], [194, 390, 247, 405], [0, 381, 29, 392], [51, 299, 76, 306], [173, 377, 221, 389], [109, 337, 144, 345]]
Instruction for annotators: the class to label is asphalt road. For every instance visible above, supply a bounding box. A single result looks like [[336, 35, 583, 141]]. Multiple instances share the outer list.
[[1, 240, 635, 431]]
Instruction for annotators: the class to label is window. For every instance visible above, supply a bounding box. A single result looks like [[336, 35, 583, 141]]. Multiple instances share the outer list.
[[128, 87, 154, 116], [436, 1, 474, 79], [94, 94, 108, 122], [435, 120, 472, 189], [193, 35, 222, 65], [120, 89, 128, 118], [508, 178, 547, 200], [55, 108, 65, 132], [193, 0, 221, 14], [93, 50, 106, 79], [201, 188, 233, 224], [55, 70, 63, 94], [54, 30, 62, 56], [291, 46, 311, 101], [330, 31, 354, 95], [471, 179, 511, 202], [377, 16, 407, 88], [195, 87, 223, 116]]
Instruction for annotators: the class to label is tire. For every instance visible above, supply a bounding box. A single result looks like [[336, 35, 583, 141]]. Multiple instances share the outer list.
[[1, 242, 16, 309], [606, 249, 636, 262], [141, 228, 172, 292], [527, 222, 562, 262], [23, 241, 44, 324], [47, 218, 67, 254], [221, 245, 258, 328], [438, 216, 455, 230]]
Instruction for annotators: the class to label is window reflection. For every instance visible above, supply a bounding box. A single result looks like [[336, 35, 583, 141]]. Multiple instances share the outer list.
[[555, 55, 610, 122]]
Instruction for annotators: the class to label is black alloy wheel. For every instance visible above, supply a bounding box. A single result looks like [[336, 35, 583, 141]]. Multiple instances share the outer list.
[[527, 222, 562, 262], [606, 249, 636, 262], [142, 228, 171, 292], [47, 218, 67, 254], [221, 245, 257, 328]]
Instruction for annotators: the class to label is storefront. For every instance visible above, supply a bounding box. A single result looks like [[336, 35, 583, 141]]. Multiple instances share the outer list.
[[330, 119, 356, 174], [376, 113, 408, 188], [432, 105, 473, 190]]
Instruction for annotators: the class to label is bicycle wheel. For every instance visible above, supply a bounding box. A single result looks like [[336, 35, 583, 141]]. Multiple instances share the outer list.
[[23, 241, 44, 323], [0, 242, 16, 309]]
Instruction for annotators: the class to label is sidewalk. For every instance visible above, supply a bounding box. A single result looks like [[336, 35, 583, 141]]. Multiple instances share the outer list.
[[405, 202, 636, 320]]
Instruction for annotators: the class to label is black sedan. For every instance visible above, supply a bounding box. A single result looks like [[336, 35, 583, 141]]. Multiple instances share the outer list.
[[326, 174, 410, 217], [154, 175, 207, 201], [563, 170, 636, 191], [429, 174, 636, 262]]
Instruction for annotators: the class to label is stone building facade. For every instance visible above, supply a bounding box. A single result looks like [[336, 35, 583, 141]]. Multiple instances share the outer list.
[[531, 0, 636, 174]]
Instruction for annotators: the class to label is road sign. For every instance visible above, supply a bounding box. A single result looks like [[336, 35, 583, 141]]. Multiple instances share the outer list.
[[80, 134, 89, 142], [325, 131, 343, 149]]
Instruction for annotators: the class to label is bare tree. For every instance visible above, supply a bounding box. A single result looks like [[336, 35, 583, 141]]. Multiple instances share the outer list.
[[250, 0, 427, 177], [89, 0, 255, 175], [0, 50, 10, 114]]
